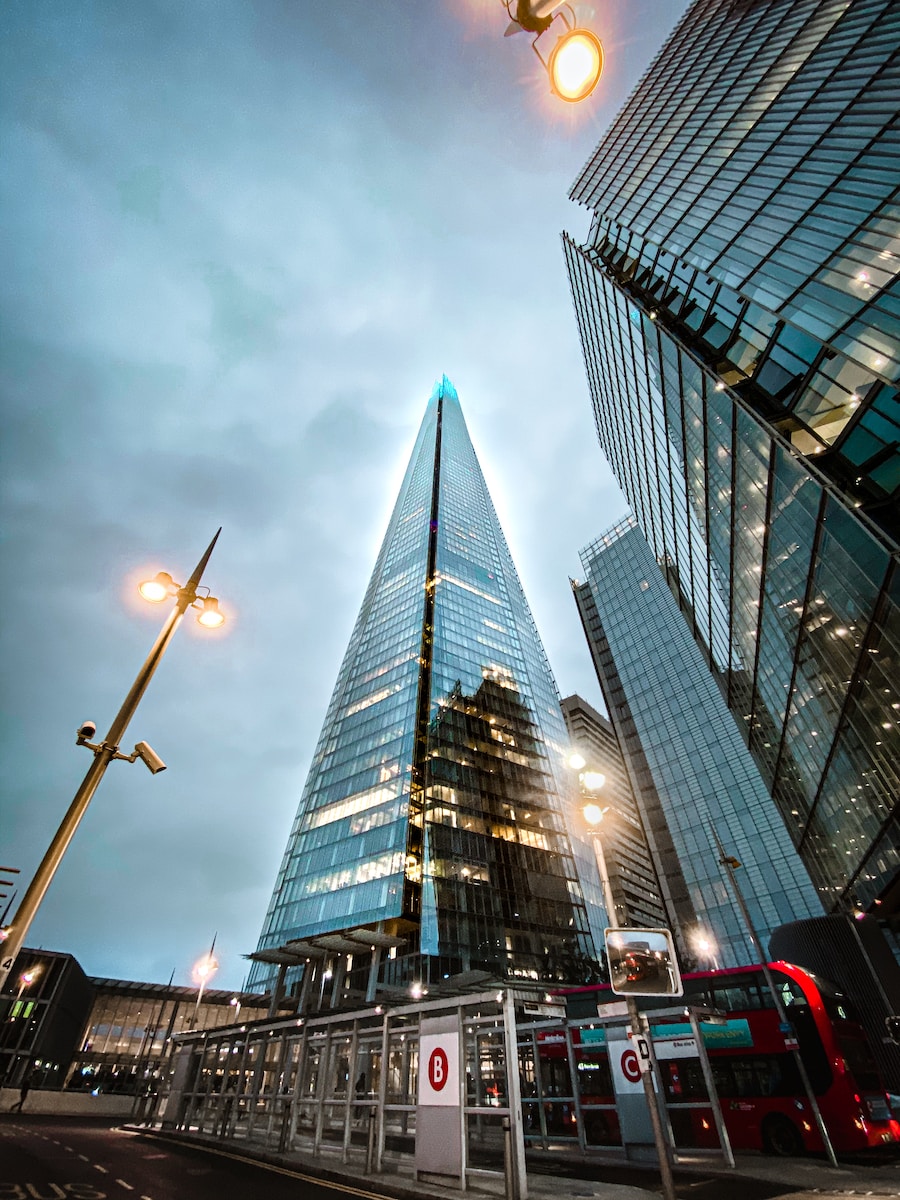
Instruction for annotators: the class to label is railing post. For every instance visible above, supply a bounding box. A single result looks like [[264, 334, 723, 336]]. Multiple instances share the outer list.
[[502, 1116, 514, 1200], [365, 1107, 378, 1173], [279, 1099, 293, 1153]]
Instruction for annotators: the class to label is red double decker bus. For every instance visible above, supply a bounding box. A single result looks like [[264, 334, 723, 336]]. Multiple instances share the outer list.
[[556, 962, 897, 1156]]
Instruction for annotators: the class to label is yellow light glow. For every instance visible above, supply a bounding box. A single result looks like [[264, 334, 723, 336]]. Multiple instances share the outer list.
[[139, 572, 175, 603], [548, 29, 604, 103], [197, 597, 225, 628], [583, 803, 606, 827], [192, 953, 219, 984], [581, 770, 606, 792], [568, 752, 586, 770]]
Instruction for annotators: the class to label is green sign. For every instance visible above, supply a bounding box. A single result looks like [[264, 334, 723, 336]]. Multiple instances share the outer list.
[[653, 1019, 753, 1048]]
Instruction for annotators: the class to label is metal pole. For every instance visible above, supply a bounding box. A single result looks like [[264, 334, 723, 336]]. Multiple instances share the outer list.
[[590, 831, 676, 1200], [711, 826, 839, 1168], [687, 1008, 734, 1167], [0, 532, 221, 993], [502, 1116, 514, 1200], [365, 1107, 378, 1173], [502, 988, 527, 1200]]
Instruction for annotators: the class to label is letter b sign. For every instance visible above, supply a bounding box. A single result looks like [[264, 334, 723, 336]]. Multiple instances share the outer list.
[[428, 1047, 449, 1091]]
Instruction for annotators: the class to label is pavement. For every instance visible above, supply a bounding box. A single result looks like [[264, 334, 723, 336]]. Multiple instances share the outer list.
[[127, 1123, 900, 1198]]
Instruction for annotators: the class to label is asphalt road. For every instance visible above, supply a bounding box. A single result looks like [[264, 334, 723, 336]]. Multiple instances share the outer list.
[[0, 1116, 384, 1200], [2, 1117, 900, 1200]]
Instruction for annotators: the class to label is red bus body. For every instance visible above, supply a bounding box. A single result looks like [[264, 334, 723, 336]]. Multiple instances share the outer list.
[[553, 962, 896, 1156]]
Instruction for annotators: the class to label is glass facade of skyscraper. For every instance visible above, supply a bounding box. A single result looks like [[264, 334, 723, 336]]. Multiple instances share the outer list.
[[250, 379, 596, 996], [564, 0, 899, 919], [560, 693, 669, 934], [574, 515, 823, 967]]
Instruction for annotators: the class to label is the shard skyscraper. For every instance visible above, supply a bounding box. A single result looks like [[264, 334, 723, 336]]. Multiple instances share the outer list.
[[249, 379, 596, 1000]]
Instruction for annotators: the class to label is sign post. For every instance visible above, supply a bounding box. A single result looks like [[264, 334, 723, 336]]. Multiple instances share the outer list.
[[415, 1015, 463, 1186]]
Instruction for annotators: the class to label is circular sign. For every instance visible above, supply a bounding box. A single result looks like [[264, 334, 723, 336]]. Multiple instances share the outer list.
[[621, 1048, 641, 1084], [428, 1047, 449, 1092]]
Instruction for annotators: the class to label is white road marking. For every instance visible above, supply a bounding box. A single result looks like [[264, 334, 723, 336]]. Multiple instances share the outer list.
[[117, 1181, 135, 1191], [79, 1153, 90, 1161], [94, 1164, 109, 1173]]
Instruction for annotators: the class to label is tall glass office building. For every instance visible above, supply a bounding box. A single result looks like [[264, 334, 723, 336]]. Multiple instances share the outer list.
[[564, 0, 899, 920], [249, 379, 597, 997], [574, 515, 823, 968]]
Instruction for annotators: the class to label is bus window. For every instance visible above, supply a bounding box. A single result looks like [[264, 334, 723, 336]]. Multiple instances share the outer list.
[[836, 1032, 883, 1093], [712, 1054, 802, 1099], [577, 1055, 613, 1098], [775, 975, 807, 1008], [710, 976, 773, 1011], [661, 1058, 708, 1102]]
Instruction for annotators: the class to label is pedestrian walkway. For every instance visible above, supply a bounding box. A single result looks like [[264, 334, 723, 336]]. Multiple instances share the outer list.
[[129, 1122, 900, 1199]]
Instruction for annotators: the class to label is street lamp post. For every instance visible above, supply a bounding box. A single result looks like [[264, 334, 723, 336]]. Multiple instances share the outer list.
[[191, 940, 219, 1030], [0, 531, 225, 994], [581, 795, 676, 1200], [712, 828, 839, 1168]]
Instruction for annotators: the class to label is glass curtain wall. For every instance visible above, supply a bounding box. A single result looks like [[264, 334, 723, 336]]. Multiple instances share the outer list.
[[251, 380, 596, 995], [563, 0, 899, 915]]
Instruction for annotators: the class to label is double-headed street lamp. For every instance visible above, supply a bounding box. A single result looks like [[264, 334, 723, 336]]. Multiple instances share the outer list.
[[575, 763, 677, 1200], [0, 532, 226, 993]]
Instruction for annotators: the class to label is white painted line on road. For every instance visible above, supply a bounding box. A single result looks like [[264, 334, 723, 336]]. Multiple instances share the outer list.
[[141, 1194, 155, 1200], [94, 1164, 109, 1173], [79, 1153, 90, 1161], [116, 1180, 134, 1190]]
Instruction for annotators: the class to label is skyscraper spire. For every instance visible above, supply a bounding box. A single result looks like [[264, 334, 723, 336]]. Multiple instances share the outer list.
[[249, 382, 596, 1000]]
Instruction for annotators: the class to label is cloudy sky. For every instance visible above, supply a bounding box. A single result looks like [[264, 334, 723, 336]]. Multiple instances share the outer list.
[[1, 0, 689, 990]]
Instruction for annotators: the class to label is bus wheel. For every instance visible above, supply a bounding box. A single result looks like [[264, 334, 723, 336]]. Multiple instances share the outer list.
[[762, 1114, 804, 1157]]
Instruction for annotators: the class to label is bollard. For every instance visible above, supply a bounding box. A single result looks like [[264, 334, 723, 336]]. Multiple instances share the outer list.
[[278, 1100, 293, 1153], [365, 1107, 377, 1174], [502, 1116, 514, 1200]]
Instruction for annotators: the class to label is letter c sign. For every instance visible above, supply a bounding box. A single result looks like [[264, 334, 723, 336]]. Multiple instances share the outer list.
[[429, 1047, 449, 1091]]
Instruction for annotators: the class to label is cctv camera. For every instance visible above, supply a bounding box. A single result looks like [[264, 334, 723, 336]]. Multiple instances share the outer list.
[[134, 741, 166, 775], [77, 721, 97, 741]]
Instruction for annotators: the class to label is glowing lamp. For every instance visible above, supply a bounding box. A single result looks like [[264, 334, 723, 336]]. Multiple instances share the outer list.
[[583, 803, 606, 828], [581, 770, 606, 792], [139, 572, 175, 603], [548, 28, 603, 103], [568, 752, 586, 770], [197, 596, 225, 628]]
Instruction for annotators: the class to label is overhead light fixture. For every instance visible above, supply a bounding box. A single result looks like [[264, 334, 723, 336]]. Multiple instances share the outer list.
[[546, 26, 604, 102], [503, 1, 603, 104]]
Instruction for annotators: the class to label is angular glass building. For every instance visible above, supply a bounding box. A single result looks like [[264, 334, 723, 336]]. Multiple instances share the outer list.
[[573, 515, 823, 968], [560, 693, 669, 933], [249, 379, 597, 998], [563, 0, 899, 921]]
